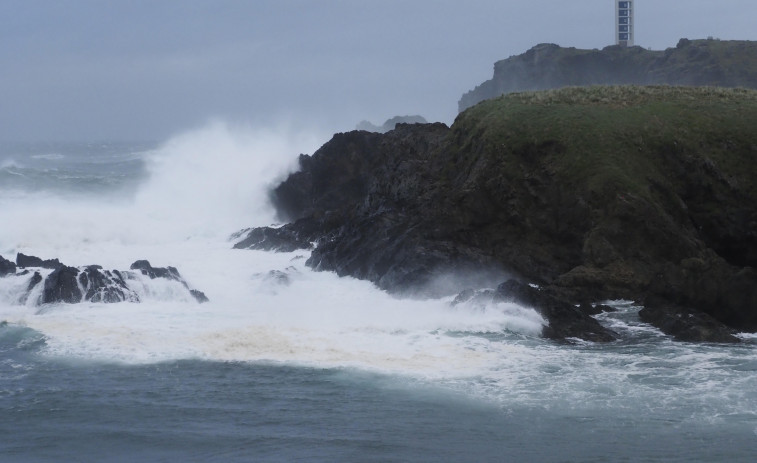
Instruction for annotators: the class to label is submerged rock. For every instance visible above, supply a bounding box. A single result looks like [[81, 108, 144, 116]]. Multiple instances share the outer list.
[[493, 280, 617, 342], [232, 226, 312, 252], [639, 298, 740, 343]]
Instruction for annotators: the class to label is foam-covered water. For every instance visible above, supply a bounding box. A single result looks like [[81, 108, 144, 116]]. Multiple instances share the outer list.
[[1, 126, 756, 461]]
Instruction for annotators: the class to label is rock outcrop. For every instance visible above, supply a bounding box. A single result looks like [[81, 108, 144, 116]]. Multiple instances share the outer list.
[[130, 260, 209, 303], [235, 86, 757, 343], [16, 253, 63, 270], [356, 115, 428, 133], [2, 254, 208, 305], [0, 255, 15, 277], [460, 39, 757, 112]]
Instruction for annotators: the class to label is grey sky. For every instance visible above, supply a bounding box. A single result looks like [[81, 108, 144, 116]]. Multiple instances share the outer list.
[[2, 0, 755, 142]]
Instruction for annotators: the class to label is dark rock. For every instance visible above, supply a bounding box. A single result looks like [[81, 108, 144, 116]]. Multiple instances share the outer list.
[[42, 266, 82, 304], [6, 256, 208, 306], [233, 226, 313, 252], [262, 270, 292, 286], [16, 272, 43, 305], [190, 289, 209, 304], [494, 280, 617, 342], [79, 265, 139, 303], [578, 302, 617, 316], [639, 298, 740, 343], [16, 253, 63, 270], [130, 260, 182, 281], [0, 255, 16, 276], [27, 272, 42, 291]]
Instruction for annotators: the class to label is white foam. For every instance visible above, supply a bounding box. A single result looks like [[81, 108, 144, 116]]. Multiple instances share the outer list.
[[5, 248, 545, 373]]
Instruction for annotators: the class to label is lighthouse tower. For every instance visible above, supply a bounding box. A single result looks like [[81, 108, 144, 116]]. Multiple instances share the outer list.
[[615, 1, 634, 47]]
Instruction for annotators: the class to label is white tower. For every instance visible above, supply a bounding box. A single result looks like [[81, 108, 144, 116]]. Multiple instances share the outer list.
[[615, 1, 634, 47]]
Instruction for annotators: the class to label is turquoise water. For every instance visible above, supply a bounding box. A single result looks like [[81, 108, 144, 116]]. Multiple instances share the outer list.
[[1, 134, 756, 462]]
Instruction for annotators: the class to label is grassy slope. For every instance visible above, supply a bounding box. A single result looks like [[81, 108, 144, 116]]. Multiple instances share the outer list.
[[443, 86, 757, 328], [453, 86, 757, 204]]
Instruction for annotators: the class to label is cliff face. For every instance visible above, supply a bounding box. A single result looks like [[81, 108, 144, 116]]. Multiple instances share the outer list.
[[459, 39, 757, 112], [236, 86, 757, 342]]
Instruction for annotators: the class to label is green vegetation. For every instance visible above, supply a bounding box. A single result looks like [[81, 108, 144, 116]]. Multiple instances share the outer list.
[[452, 85, 757, 203]]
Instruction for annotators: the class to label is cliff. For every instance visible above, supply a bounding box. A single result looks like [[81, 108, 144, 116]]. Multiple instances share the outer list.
[[236, 86, 757, 343], [460, 39, 757, 112]]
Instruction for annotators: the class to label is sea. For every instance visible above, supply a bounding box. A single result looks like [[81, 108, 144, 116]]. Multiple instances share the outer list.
[[1, 124, 756, 462]]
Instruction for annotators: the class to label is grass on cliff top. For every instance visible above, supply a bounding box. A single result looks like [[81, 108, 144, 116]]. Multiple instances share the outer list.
[[503, 85, 757, 106], [452, 85, 757, 201]]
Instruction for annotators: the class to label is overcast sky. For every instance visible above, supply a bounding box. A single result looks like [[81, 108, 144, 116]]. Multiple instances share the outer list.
[[1, 0, 756, 142]]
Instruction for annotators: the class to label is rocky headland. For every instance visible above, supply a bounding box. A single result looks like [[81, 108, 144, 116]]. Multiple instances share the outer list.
[[460, 39, 757, 112], [235, 86, 757, 343]]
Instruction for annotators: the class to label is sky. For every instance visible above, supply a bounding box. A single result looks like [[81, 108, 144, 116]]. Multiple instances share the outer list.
[[1, 0, 756, 142]]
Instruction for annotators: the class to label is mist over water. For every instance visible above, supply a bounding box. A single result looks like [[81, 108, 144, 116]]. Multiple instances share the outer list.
[[1, 124, 757, 461]]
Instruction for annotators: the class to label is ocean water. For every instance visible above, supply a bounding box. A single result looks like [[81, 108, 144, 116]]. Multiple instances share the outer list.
[[1, 125, 756, 462]]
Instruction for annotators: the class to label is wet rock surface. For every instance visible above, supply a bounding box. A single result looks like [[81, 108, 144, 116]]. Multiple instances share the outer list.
[[0, 255, 15, 277], [0, 254, 208, 305]]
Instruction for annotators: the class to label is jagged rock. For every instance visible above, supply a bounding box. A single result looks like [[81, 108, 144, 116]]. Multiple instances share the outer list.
[[189, 289, 209, 303], [16, 253, 63, 270], [233, 226, 312, 252], [79, 266, 139, 303], [494, 280, 617, 342], [42, 266, 82, 304], [27, 272, 42, 291], [639, 298, 740, 343], [0, 255, 16, 276], [5, 256, 208, 306]]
